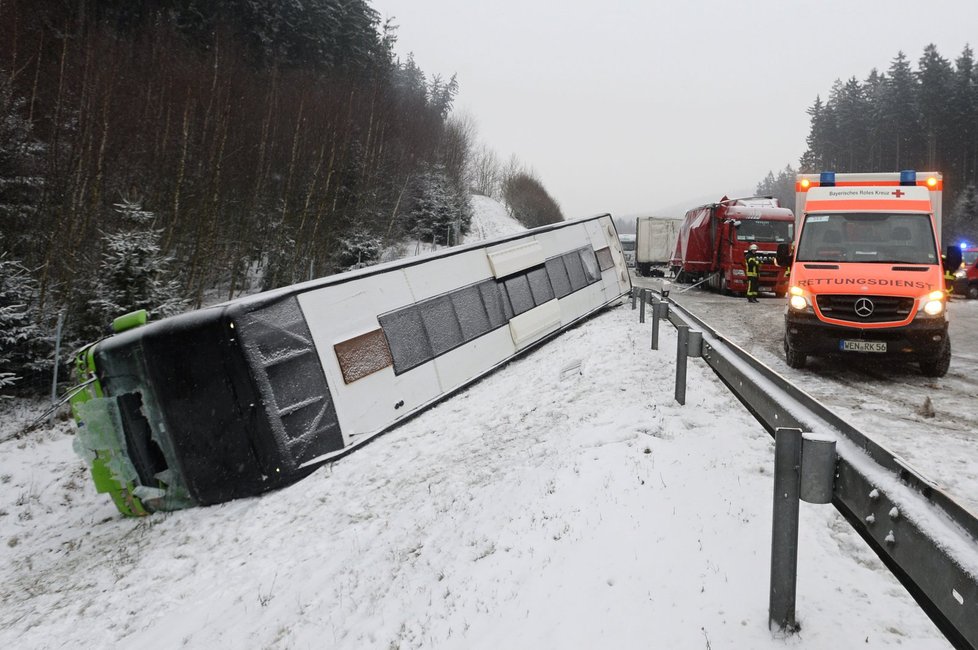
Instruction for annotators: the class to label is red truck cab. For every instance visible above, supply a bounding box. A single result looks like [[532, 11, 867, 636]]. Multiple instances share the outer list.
[[670, 196, 793, 296]]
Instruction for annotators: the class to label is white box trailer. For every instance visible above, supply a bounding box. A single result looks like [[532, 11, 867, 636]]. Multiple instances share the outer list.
[[635, 216, 681, 277]]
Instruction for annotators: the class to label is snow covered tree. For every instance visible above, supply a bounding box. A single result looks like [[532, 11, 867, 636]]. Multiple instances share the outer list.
[[755, 165, 797, 213], [917, 45, 954, 170], [83, 200, 186, 337], [0, 251, 42, 389], [881, 51, 923, 169], [335, 228, 382, 271], [0, 73, 45, 259], [406, 166, 457, 246], [947, 184, 978, 245]]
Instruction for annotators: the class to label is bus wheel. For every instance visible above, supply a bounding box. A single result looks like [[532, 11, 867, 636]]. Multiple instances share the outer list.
[[784, 336, 807, 369], [919, 340, 951, 378]]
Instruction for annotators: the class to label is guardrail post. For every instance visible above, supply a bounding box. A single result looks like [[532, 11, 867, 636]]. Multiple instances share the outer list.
[[770, 427, 803, 633], [639, 289, 647, 323], [651, 301, 665, 350], [675, 325, 689, 405], [631, 287, 637, 310], [687, 330, 703, 358], [800, 434, 837, 504]]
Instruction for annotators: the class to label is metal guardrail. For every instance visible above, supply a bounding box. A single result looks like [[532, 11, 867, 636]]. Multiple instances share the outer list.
[[635, 288, 978, 650]]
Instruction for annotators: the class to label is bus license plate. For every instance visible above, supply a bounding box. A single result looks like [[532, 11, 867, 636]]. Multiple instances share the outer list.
[[840, 340, 886, 353]]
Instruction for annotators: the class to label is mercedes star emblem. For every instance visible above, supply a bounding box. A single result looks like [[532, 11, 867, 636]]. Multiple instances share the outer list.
[[854, 297, 875, 318]]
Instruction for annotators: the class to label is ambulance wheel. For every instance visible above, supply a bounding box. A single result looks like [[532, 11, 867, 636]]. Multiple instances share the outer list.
[[784, 336, 807, 369], [919, 340, 951, 378], [968, 283, 978, 300]]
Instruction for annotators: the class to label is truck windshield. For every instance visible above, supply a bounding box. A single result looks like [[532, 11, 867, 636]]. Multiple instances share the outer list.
[[736, 220, 793, 243], [964, 250, 978, 266], [621, 239, 636, 252], [797, 212, 938, 264]]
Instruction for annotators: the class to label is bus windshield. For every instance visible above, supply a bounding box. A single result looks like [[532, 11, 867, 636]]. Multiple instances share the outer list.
[[736, 220, 793, 243], [797, 213, 938, 264]]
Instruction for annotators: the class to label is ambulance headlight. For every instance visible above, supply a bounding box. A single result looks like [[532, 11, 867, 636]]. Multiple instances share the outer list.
[[788, 286, 810, 311], [918, 290, 946, 317], [732, 268, 745, 277], [922, 300, 944, 316]]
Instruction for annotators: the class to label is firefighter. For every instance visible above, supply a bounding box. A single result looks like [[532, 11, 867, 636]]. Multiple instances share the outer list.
[[745, 244, 760, 303], [943, 254, 955, 297]]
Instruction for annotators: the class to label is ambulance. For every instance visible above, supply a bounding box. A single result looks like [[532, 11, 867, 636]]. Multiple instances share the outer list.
[[778, 171, 962, 377]]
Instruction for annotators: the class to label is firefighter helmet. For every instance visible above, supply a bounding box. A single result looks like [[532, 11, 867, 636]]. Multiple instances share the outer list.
[[749, 244, 758, 251]]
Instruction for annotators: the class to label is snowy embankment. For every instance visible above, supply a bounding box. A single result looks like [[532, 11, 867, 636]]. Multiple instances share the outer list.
[[464, 194, 526, 242], [0, 307, 949, 648]]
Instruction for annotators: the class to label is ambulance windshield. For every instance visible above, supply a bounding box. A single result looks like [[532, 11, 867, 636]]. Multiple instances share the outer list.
[[735, 219, 793, 243], [797, 213, 937, 264]]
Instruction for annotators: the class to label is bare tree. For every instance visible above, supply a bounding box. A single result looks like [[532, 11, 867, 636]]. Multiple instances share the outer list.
[[470, 143, 500, 198]]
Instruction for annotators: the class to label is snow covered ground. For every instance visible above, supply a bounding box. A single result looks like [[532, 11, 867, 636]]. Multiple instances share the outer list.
[[464, 194, 526, 242], [0, 306, 951, 649]]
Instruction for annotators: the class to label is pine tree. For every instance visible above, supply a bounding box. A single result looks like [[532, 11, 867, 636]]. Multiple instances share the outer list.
[[407, 166, 456, 246], [755, 165, 797, 212], [917, 45, 954, 170], [862, 69, 887, 170], [0, 74, 45, 259], [85, 200, 186, 337], [949, 46, 977, 184], [800, 96, 830, 171], [0, 251, 41, 389], [833, 77, 871, 170], [882, 51, 923, 168], [947, 184, 978, 245], [335, 228, 382, 270]]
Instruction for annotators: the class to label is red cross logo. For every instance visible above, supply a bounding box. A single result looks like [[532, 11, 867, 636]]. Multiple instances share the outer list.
[[892, 189, 905, 198]]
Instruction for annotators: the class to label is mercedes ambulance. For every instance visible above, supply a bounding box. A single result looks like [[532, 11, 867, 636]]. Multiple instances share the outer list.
[[778, 171, 962, 377]]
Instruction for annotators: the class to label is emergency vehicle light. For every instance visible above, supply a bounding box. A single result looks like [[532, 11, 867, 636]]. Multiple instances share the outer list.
[[926, 176, 938, 188], [900, 170, 916, 186], [800, 178, 811, 189], [819, 172, 835, 187]]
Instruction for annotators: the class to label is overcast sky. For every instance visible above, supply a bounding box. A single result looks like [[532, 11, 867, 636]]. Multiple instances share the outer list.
[[371, 0, 978, 219]]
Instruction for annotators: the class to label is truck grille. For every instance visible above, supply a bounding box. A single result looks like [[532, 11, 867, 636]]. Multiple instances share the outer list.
[[815, 294, 916, 323]]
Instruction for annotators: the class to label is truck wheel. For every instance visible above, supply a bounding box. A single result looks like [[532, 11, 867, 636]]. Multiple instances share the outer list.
[[968, 283, 978, 300], [784, 336, 807, 369], [919, 340, 951, 378], [719, 275, 729, 295]]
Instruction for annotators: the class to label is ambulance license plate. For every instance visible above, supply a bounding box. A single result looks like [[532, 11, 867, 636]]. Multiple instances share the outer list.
[[840, 340, 886, 353]]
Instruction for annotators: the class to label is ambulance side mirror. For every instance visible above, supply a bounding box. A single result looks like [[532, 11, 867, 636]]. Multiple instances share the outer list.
[[776, 243, 792, 267], [945, 246, 962, 270]]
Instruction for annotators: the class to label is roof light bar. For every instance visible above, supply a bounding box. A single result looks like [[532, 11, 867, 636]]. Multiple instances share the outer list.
[[819, 172, 836, 187], [900, 169, 917, 186]]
